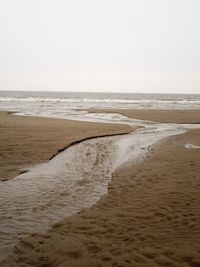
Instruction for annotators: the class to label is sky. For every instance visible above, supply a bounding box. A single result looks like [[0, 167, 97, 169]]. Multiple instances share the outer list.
[[0, 0, 199, 94]]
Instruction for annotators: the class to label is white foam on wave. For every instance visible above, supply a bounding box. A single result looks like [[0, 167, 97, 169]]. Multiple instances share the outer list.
[[0, 96, 200, 105]]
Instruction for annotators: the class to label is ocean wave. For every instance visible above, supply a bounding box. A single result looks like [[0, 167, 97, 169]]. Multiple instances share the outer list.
[[0, 97, 200, 104]]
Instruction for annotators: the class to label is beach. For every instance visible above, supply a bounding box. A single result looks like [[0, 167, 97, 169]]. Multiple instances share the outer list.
[[1, 109, 200, 267]]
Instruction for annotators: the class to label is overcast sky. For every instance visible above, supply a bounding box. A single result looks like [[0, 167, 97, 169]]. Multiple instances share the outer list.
[[0, 0, 199, 93]]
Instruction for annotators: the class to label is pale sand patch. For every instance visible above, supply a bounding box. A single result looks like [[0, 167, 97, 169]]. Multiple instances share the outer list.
[[1, 109, 200, 267]]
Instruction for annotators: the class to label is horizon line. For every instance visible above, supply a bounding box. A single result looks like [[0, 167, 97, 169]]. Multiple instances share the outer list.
[[0, 89, 199, 95]]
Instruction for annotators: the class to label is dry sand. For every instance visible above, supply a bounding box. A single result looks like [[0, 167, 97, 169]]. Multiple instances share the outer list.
[[1, 110, 200, 267]]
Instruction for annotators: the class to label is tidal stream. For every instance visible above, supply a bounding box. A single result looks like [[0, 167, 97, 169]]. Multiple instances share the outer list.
[[0, 112, 200, 262]]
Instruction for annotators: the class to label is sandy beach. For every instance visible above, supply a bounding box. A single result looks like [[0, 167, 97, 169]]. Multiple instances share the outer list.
[[1, 109, 200, 267]]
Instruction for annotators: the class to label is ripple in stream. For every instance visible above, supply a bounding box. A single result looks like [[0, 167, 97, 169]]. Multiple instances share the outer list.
[[0, 137, 118, 261]]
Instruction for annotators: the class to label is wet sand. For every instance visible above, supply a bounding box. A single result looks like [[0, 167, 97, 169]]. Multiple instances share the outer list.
[[1, 110, 200, 267]]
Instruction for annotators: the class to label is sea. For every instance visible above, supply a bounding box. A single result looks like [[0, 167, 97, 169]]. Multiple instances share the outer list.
[[0, 91, 199, 119]]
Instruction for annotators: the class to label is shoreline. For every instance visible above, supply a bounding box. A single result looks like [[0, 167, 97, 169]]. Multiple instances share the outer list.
[[1, 109, 200, 266], [88, 108, 200, 124], [49, 130, 136, 161]]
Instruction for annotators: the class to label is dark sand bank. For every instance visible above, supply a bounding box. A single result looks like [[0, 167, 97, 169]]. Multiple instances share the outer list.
[[0, 112, 132, 181]]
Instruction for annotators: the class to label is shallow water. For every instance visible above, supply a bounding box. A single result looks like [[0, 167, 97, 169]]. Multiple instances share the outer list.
[[185, 143, 200, 149], [0, 112, 200, 262]]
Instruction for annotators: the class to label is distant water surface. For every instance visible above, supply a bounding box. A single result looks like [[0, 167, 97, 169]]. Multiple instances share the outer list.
[[0, 91, 199, 119]]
